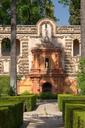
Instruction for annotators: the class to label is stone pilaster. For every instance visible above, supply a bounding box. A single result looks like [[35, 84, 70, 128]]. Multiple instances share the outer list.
[[19, 41, 29, 75], [64, 38, 74, 74]]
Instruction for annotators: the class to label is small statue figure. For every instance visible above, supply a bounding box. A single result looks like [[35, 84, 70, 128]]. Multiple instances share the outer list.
[[41, 23, 52, 43]]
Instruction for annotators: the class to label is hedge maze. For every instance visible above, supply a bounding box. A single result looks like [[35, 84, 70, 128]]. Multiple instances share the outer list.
[[0, 94, 36, 128], [58, 94, 85, 128]]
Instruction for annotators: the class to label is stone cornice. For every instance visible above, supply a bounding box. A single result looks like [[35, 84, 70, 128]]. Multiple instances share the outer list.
[[56, 26, 80, 34], [0, 25, 37, 34], [0, 25, 80, 35]]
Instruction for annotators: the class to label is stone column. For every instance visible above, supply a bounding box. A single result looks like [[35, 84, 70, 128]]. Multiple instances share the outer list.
[[35, 53, 39, 69]]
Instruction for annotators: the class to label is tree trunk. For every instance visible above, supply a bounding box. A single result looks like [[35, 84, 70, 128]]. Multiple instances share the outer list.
[[10, 0, 17, 95], [81, 0, 85, 57]]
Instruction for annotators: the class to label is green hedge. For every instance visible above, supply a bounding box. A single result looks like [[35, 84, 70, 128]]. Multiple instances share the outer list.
[[38, 92, 57, 100], [62, 99, 85, 120], [73, 110, 85, 128], [0, 75, 10, 96], [0, 101, 23, 128], [64, 103, 85, 128], [58, 94, 85, 111], [0, 75, 22, 96], [21, 95, 36, 111], [58, 94, 73, 111], [0, 95, 36, 111]]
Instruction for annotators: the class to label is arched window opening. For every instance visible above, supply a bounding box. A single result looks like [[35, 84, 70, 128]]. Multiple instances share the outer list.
[[1, 38, 20, 56], [45, 58, 50, 69], [73, 39, 79, 56], [1, 38, 11, 56]]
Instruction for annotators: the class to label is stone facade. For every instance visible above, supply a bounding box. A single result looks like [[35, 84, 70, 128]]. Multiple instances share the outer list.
[[0, 18, 81, 94]]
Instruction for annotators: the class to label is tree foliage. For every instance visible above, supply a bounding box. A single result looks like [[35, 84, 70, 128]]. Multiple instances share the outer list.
[[39, 0, 56, 20], [58, 0, 70, 5], [58, 0, 80, 25], [0, 0, 56, 25], [0, 0, 11, 25], [16, 0, 41, 25], [77, 58, 85, 95]]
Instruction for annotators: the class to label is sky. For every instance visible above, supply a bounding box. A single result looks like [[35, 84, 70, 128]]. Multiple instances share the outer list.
[[52, 0, 69, 26]]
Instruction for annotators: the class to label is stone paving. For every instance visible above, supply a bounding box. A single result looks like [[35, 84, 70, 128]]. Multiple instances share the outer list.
[[21, 101, 64, 128]]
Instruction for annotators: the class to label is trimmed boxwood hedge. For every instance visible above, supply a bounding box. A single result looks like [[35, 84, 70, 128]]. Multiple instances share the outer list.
[[73, 110, 85, 128], [62, 99, 85, 120], [64, 103, 85, 128], [0, 94, 36, 111], [0, 101, 23, 128], [0, 75, 22, 96], [38, 92, 57, 99], [58, 94, 85, 111], [58, 94, 73, 111], [0, 75, 10, 96]]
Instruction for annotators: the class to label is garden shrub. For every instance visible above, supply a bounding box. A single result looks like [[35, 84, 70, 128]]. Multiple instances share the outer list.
[[0, 75, 22, 96], [73, 110, 85, 128], [58, 94, 85, 111], [20, 91, 32, 95], [0, 101, 23, 128], [64, 103, 85, 128], [38, 92, 57, 100], [0, 75, 10, 96]]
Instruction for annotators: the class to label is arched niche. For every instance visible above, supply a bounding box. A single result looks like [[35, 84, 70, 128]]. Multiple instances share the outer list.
[[73, 39, 80, 56], [16, 39, 20, 56], [1, 38, 11, 56], [36, 18, 56, 37], [45, 57, 50, 69]]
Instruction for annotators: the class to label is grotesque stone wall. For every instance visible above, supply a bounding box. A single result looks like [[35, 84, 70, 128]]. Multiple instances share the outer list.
[[0, 18, 81, 94]]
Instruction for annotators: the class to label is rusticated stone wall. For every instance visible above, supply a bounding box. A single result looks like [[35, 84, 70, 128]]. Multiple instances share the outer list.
[[0, 19, 81, 76], [18, 41, 29, 75], [0, 18, 81, 94]]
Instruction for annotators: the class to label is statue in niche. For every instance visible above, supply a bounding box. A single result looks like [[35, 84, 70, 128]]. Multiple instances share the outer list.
[[45, 58, 50, 69], [44, 24, 49, 42], [41, 23, 52, 43]]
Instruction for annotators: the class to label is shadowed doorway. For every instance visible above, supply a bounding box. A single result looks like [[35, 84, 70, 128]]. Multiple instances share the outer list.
[[42, 82, 52, 92]]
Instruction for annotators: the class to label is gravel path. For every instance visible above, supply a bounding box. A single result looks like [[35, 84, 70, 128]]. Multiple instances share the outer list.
[[21, 102, 64, 128]]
